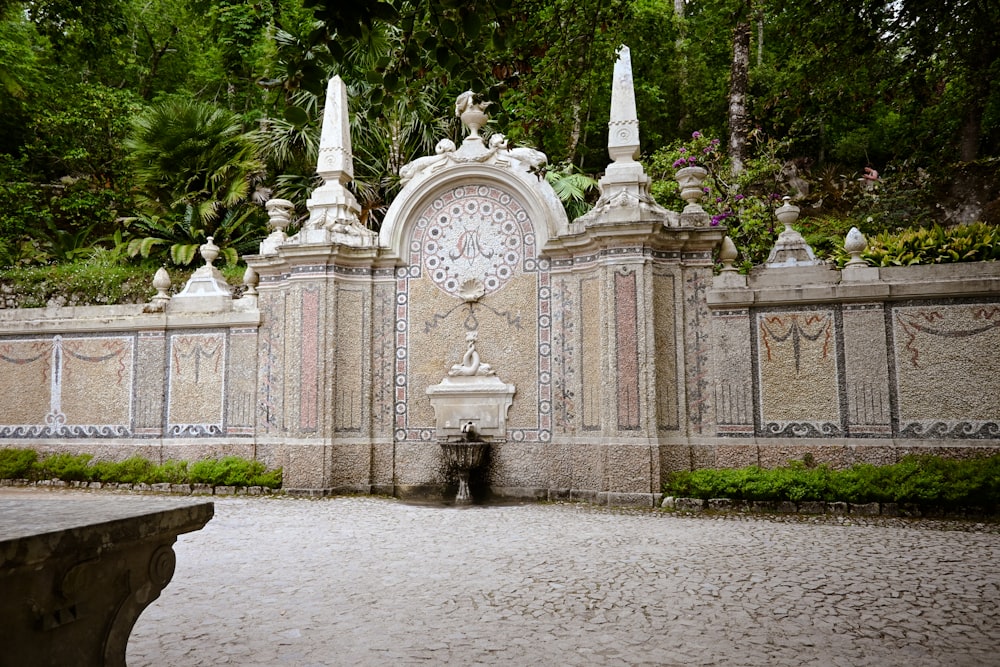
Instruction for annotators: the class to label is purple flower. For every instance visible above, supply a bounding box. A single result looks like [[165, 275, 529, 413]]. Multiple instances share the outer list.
[[679, 147, 686, 153], [711, 138, 720, 145], [704, 147, 713, 154], [734, 194, 745, 201], [703, 187, 710, 193], [673, 158, 687, 168], [715, 197, 723, 203], [692, 131, 702, 139], [710, 217, 721, 226], [688, 156, 697, 164]]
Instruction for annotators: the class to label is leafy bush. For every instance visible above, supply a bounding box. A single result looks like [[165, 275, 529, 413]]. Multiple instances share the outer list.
[[647, 131, 786, 271], [0, 448, 37, 478], [190, 456, 281, 487], [89, 456, 157, 484], [0, 448, 281, 488], [832, 222, 1000, 267], [155, 459, 190, 484], [664, 455, 1000, 508], [33, 452, 94, 482]]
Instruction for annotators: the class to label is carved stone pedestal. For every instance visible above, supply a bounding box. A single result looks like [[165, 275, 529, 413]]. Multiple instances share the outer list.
[[0, 493, 214, 667]]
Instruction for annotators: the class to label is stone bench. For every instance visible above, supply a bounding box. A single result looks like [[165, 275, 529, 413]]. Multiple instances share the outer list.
[[0, 493, 214, 666]]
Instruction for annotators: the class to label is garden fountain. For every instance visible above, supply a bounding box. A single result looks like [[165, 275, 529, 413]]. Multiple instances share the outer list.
[[427, 332, 515, 504]]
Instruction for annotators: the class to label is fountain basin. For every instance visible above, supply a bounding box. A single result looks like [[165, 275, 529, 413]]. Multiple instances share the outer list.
[[440, 440, 489, 505]]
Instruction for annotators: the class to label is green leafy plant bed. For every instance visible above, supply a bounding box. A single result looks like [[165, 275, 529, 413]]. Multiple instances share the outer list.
[[0, 449, 282, 489], [663, 455, 1000, 511], [832, 222, 1000, 267]]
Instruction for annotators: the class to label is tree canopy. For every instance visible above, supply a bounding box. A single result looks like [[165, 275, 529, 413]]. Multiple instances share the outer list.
[[0, 0, 997, 268]]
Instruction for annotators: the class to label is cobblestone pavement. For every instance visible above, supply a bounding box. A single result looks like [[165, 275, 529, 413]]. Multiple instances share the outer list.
[[117, 496, 1000, 666]]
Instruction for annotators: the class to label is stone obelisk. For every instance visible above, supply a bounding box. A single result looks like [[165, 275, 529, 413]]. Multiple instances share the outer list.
[[578, 45, 674, 226], [302, 76, 373, 246]]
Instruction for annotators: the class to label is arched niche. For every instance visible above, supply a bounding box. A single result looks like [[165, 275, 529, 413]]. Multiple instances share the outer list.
[[379, 157, 569, 453]]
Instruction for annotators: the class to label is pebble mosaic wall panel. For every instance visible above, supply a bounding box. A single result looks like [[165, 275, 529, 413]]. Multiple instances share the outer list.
[[683, 267, 714, 435], [0, 335, 133, 437], [551, 276, 579, 434], [167, 333, 225, 437], [226, 328, 258, 436], [580, 275, 601, 432], [335, 287, 364, 433], [842, 303, 891, 437], [892, 303, 1000, 437], [614, 268, 641, 430], [653, 270, 680, 433], [396, 184, 551, 443], [711, 309, 754, 436], [756, 310, 841, 436], [299, 287, 321, 432]]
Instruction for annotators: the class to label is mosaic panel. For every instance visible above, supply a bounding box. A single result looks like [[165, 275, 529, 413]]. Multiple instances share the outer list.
[[580, 275, 601, 431], [167, 332, 226, 436], [0, 339, 52, 427], [257, 291, 285, 432], [0, 335, 133, 437], [653, 270, 679, 432], [756, 310, 841, 436], [683, 268, 713, 435], [893, 304, 1000, 437], [551, 276, 579, 433], [299, 287, 321, 432], [842, 303, 891, 437], [711, 309, 754, 436], [614, 268, 640, 430], [335, 287, 364, 433]]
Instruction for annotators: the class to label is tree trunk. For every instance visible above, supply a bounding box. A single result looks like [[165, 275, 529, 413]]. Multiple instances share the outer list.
[[674, 0, 684, 17], [757, 15, 763, 67], [959, 99, 982, 163], [728, 18, 751, 176]]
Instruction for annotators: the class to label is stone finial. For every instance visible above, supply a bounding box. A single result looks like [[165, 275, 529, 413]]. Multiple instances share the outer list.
[[677, 165, 710, 224], [145, 265, 172, 312], [456, 91, 491, 140], [200, 237, 219, 265], [167, 236, 233, 312], [317, 76, 353, 184], [764, 197, 822, 268], [719, 236, 739, 272], [233, 264, 259, 312], [243, 265, 259, 296], [260, 198, 293, 254], [844, 227, 868, 267]]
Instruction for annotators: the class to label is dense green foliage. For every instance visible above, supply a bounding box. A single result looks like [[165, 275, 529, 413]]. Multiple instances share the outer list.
[[663, 455, 1000, 509], [0, 0, 997, 286], [0, 448, 282, 488], [832, 222, 1000, 268]]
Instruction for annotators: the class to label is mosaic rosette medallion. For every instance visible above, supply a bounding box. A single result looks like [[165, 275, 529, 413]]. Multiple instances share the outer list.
[[414, 185, 532, 297]]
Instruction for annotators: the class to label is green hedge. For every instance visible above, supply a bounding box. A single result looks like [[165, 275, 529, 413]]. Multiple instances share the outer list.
[[663, 455, 1000, 508], [0, 449, 282, 489]]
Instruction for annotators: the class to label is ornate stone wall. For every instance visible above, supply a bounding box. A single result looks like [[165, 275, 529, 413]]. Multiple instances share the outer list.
[[703, 263, 1000, 469], [0, 308, 259, 463]]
